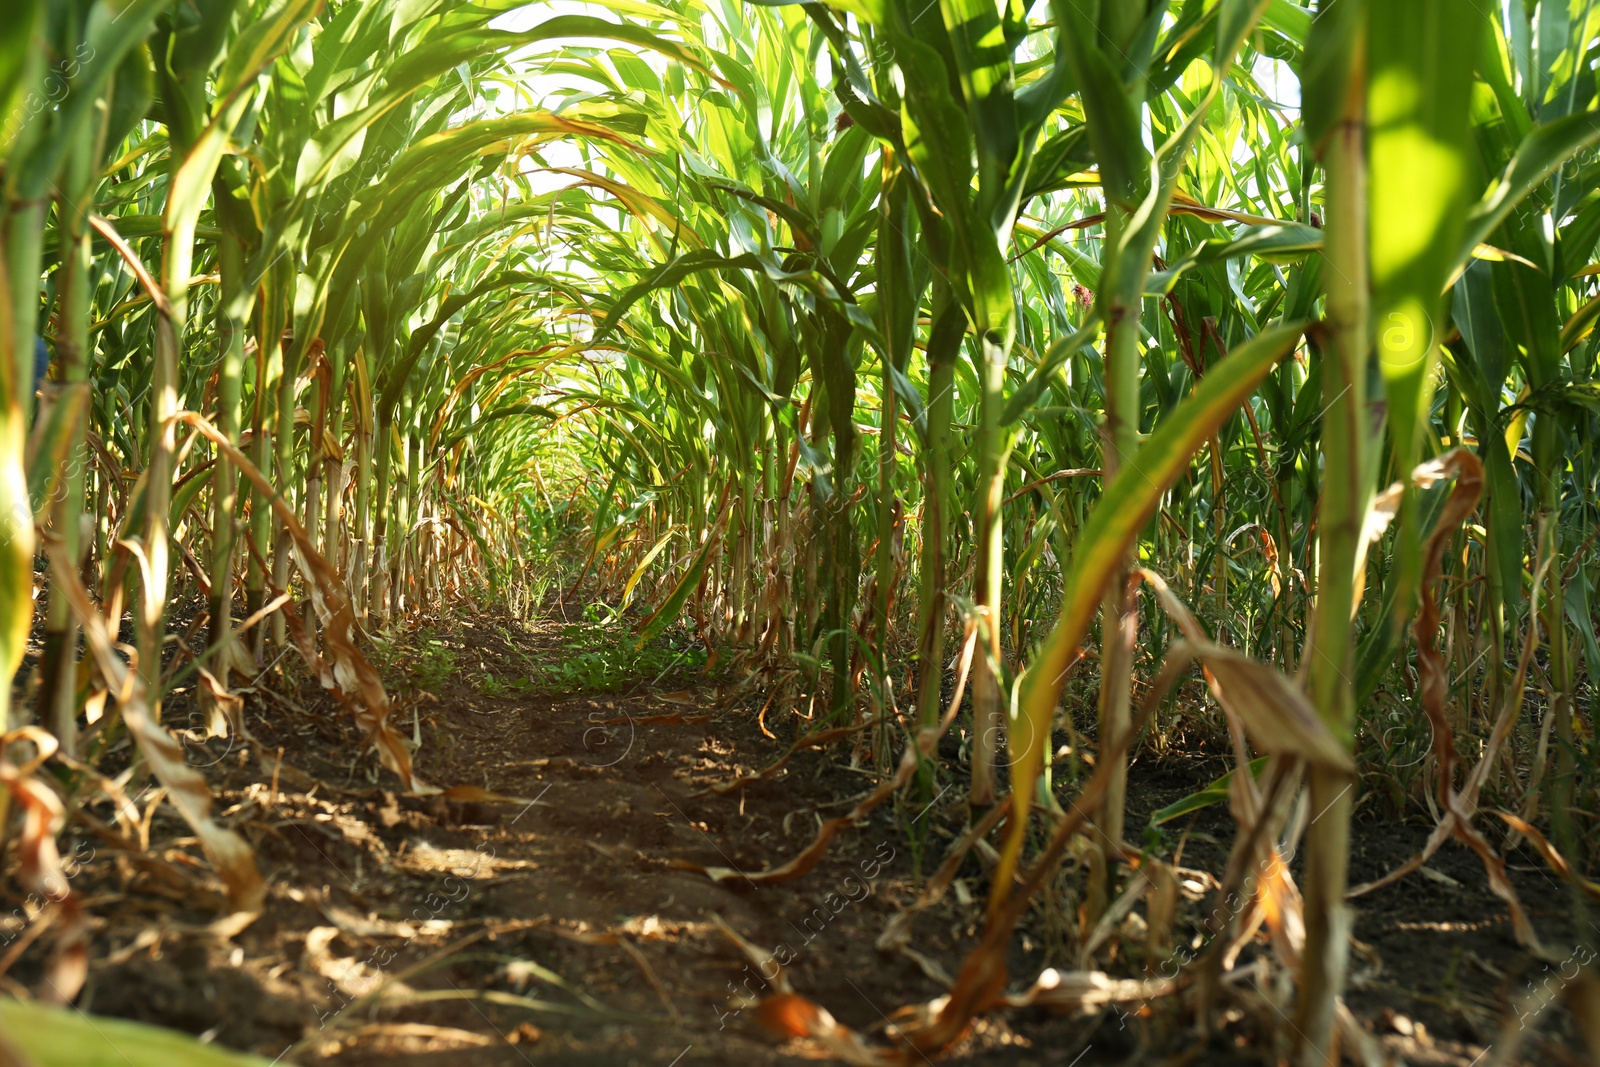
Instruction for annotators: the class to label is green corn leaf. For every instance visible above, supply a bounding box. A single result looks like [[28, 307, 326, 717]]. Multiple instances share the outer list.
[[1299, 0, 1363, 153], [1367, 0, 1481, 625], [1263, 0, 1312, 43], [994, 319, 1308, 900], [1565, 572, 1600, 691], [0, 999, 289, 1066], [1051, 0, 1146, 208], [1149, 756, 1271, 827], [0, 0, 39, 155], [11, 0, 170, 194], [1458, 109, 1600, 274], [635, 517, 724, 648], [1001, 314, 1101, 424]]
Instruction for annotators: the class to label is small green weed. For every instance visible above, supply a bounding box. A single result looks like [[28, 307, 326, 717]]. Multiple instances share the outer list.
[[479, 671, 537, 698], [478, 608, 705, 696], [413, 638, 459, 689], [372, 630, 460, 691]]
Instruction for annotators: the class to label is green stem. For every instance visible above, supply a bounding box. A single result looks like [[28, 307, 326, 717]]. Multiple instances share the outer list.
[[969, 324, 1012, 808], [209, 227, 247, 653], [39, 144, 95, 749], [1297, 41, 1369, 1062], [916, 303, 964, 739], [1096, 200, 1143, 861]]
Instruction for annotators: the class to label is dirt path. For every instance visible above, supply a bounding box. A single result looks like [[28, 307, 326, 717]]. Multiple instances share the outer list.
[[19, 609, 1585, 1065]]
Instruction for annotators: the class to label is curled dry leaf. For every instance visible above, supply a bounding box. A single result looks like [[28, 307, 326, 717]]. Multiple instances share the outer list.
[[0, 728, 87, 1003], [748, 967, 1173, 1065], [894, 696, 1160, 1056], [1255, 847, 1306, 969], [752, 994, 896, 1065], [711, 914, 792, 996], [304, 926, 406, 1002], [672, 626, 975, 885], [669, 735, 921, 884], [876, 797, 1011, 988], [1345, 449, 1536, 946], [1494, 812, 1600, 903], [723, 666, 1164, 1063], [196, 666, 244, 739], [436, 785, 542, 805], [175, 412, 425, 793], [1164, 639, 1354, 773], [695, 723, 868, 796], [1004, 967, 1176, 1012], [212, 631, 258, 687], [1209, 759, 1305, 974], [45, 539, 265, 916], [1135, 566, 1352, 773]]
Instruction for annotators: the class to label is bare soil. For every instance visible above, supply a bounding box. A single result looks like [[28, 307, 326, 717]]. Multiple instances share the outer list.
[[9, 607, 1589, 1066]]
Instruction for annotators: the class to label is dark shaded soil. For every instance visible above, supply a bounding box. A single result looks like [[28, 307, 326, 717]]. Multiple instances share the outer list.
[[8, 607, 1590, 1066]]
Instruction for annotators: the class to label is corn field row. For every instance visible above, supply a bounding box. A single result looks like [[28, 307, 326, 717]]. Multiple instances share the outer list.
[[3, 0, 1600, 1063]]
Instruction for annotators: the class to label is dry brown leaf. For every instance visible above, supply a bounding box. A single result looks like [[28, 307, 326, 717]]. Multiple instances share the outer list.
[[672, 626, 979, 886], [751, 994, 897, 1065], [1134, 569, 1353, 772], [695, 723, 868, 796], [890, 695, 1157, 1057], [45, 540, 265, 916], [1079, 867, 1150, 965], [1345, 450, 1536, 946], [196, 666, 244, 739], [1005, 967, 1176, 1012], [671, 732, 923, 885], [876, 798, 1010, 989], [711, 914, 792, 996], [1172, 639, 1354, 773], [176, 412, 424, 793], [305, 926, 409, 1003], [692, 618, 1158, 1063], [0, 728, 87, 1003], [1256, 847, 1305, 968], [751, 993, 815, 1038], [1495, 812, 1600, 903]]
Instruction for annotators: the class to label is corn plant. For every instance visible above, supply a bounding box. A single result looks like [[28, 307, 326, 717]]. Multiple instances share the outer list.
[[5, 0, 1600, 1062]]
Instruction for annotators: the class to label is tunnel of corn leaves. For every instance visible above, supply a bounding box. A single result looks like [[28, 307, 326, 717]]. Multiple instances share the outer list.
[[6, 0, 1600, 1063]]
